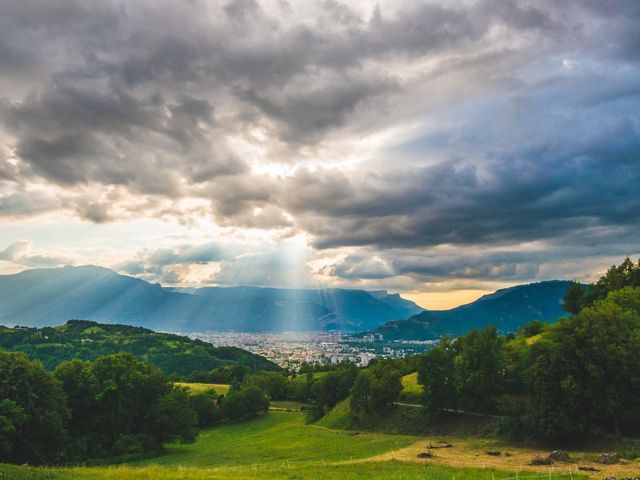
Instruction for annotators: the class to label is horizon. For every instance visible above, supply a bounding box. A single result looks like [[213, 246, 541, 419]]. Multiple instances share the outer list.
[[2, 262, 572, 311], [1, 1, 639, 312]]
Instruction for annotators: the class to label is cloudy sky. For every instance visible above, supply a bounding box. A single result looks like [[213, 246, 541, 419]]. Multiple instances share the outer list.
[[1, 0, 639, 308]]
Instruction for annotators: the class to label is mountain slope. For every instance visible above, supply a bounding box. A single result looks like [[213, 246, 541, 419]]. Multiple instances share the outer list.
[[0, 319, 280, 376], [0, 266, 423, 332], [372, 281, 571, 340]]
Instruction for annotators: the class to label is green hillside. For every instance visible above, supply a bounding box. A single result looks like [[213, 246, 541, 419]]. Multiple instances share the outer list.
[[373, 281, 571, 340], [0, 320, 279, 376]]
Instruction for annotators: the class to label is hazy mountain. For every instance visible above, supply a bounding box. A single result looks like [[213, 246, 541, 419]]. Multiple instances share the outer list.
[[0, 266, 423, 332], [371, 281, 572, 340]]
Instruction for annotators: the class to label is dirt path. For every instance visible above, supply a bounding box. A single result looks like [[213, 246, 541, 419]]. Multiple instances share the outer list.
[[347, 437, 640, 479]]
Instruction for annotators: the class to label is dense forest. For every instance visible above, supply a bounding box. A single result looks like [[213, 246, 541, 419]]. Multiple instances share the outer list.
[[0, 320, 280, 377]]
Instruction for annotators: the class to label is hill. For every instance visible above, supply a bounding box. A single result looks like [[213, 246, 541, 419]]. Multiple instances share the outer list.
[[372, 281, 571, 340], [0, 319, 279, 376], [0, 266, 422, 332]]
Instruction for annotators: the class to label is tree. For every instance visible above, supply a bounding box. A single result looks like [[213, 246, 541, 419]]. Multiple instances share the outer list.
[[454, 326, 504, 412], [189, 389, 221, 427], [529, 290, 640, 439], [368, 362, 402, 414], [417, 338, 457, 417], [220, 386, 269, 421], [245, 372, 288, 400], [0, 400, 25, 461], [350, 370, 372, 414], [0, 351, 68, 464], [562, 281, 585, 314], [149, 386, 198, 444], [579, 258, 640, 311], [350, 361, 402, 415], [55, 353, 198, 457]]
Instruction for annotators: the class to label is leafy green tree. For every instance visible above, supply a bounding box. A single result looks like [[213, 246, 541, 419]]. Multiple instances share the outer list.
[[517, 320, 548, 337], [55, 353, 198, 457], [501, 337, 531, 396], [529, 290, 640, 439], [579, 258, 640, 310], [0, 351, 68, 464], [368, 362, 403, 414], [528, 336, 587, 440], [350, 361, 402, 416], [245, 372, 288, 400], [350, 370, 372, 414], [0, 400, 25, 461], [417, 338, 457, 417], [562, 281, 585, 314], [149, 386, 198, 443], [220, 385, 269, 421], [454, 326, 504, 412], [189, 389, 221, 427]]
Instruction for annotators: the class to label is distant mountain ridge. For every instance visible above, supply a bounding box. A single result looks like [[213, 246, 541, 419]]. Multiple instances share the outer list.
[[0, 265, 423, 332], [371, 280, 572, 340]]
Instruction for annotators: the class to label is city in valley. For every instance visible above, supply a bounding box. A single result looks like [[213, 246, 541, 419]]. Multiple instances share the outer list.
[[189, 331, 436, 370]]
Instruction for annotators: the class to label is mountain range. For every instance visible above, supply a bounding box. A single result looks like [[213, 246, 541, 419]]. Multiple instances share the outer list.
[[0, 265, 423, 332], [371, 280, 572, 340], [0, 266, 571, 336]]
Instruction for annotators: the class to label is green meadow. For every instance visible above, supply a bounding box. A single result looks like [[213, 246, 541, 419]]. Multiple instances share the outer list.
[[0, 412, 587, 479], [0, 462, 585, 480], [131, 411, 416, 467]]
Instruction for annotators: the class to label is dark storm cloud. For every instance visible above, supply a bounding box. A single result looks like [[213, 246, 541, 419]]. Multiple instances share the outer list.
[[0, 192, 61, 218], [288, 117, 640, 250], [1, 85, 243, 194], [1, 0, 639, 287], [234, 75, 399, 144]]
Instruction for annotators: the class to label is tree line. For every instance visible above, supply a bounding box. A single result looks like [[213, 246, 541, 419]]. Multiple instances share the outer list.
[[416, 258, 640, 440], [0, 352, 269, 465]]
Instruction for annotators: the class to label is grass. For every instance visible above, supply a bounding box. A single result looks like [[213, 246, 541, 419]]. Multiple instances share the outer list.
[[525, 333, 543, 345], [401, 372, 421, 394], [400, 372, 423, 403], [269, 400, 307, 411], [131, 411, 416, 467], [0, 462, 587, 479], [175, 382, 230, 395], [0, 410, 631, 479], [289, 371, 331, 384]]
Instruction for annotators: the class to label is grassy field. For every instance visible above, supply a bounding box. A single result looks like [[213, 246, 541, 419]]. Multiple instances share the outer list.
[[400, 372, 423, 403], [0, 461, 586, 479], [132, 411, 416, 467], [0, 411, 633, 479], [175, 382, 230, 395]]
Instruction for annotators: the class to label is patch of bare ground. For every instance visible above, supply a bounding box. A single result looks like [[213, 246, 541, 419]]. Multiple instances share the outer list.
[[346, 437, 640, 479]]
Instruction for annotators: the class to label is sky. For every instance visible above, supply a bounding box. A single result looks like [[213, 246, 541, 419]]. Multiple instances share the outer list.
[[0, 0, 639, 309]]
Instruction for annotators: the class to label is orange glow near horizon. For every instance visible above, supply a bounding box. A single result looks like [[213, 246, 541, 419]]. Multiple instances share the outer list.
[[402, 289, 492, 310]]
